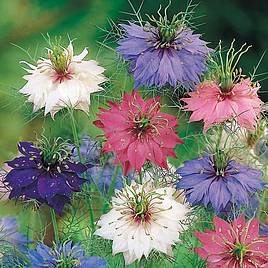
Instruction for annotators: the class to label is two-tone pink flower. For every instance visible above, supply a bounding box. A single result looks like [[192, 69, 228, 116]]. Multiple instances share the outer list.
[[195, 215, 268, 267]]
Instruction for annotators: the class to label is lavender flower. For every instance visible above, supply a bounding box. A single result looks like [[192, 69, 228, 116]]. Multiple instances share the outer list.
[[27, 241, 106, 268], [176, 155, 265, 213], [73, 136, 127, 193], [117, 5, 210, 89], [4, 139, 88, 214], [255, 137, 268, 164], [0, 217, 27, 247]]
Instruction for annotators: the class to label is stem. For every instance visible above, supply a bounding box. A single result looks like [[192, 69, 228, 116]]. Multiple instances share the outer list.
[[138, 172, 143, 184], [69, 109, 95, 233], [86, 198, 96, 232], [216, 124, 224, 150], [50, 208, 60, 244], [69, 110, 82, 162], [107, 165, 120, 200]]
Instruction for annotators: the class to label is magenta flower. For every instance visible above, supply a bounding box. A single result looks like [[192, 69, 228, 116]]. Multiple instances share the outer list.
[[195, 215, 268, 267], [94, 91, 183, 175]]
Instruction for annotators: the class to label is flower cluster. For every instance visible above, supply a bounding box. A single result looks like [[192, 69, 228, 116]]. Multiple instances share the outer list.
[[2, 2, 268, 268]]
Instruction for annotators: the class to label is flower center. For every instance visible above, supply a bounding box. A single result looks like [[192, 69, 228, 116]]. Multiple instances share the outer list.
[[116, 184, 165, 225], [57, 259, 80, 268], [208, 41, 251, 93], [135, 116, 151, 131], [48, 45, 73, 83], [54, 253, 80, 268], [232, 244, 247, 261], [158, 21, 180, 47], [37, 136, 69, 168], [218, 87, 234, 102], [131, 194, 152, 223], [132, 115, 154, 140], [213, 149, 228, 177], [146, 3, 183, 49]]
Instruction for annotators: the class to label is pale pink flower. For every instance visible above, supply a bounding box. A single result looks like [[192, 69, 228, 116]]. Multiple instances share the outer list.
[[182, 78, 263, 131]]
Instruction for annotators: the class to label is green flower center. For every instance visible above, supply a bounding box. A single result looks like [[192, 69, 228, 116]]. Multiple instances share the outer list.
[[37, 136, 69, 168], [48, 45, 72, 75], [55, 254, 80, 268], [146, 2, 183, 48], [135, 116, 151, 130], [158, 19, 181, 46], [220, 74, 233, 93], [232, 244, 247, 260], [118, 184, 165, 224], [206, 40, 252, 91], [213, 149, 229, 176]]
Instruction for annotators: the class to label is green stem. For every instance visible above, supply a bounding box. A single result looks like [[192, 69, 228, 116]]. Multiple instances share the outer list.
[[138, 172, 143, 184], [69, 109, 95, 233], [216, 124, 224, 150], [86, 198, 96, 232], [69, 110, 82, 162], [50, 208, 60, 244], [107, 165, 120, 200]]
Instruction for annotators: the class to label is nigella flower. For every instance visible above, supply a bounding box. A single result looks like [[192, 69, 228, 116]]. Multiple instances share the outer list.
[[0, 217, 27, 247], [72, 136, 128, 193], [117, 3, 210, 89], [176, 155, 265, 213], [19, 41, 106, 118], [95, 181, 190, 265], [94, 91, 183, 175], [255, 136, 268, 165], [195, 215, 268, 267], [4, 138, 89, 214], [27, 241, 106, 268], [182, 41, 263, 131]]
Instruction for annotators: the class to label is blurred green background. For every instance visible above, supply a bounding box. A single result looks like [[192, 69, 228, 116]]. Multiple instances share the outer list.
[[0, 0, 268, 163]]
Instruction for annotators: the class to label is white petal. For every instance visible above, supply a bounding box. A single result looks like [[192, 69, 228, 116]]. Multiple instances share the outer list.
[[73, 48, 88, 62]]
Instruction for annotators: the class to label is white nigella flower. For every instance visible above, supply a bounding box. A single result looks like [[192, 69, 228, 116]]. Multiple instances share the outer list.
[[19, 42, 106, 118], [95, 181, 190, 265], [214, 120, 268, 169]]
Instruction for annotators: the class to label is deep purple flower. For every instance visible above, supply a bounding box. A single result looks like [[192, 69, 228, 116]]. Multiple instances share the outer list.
[[0, 217, 27, 247], [4, 141, 88, 214], [117, 20, 210, 89], [176, 155, 265, 213], [27, 241, 106, 268]]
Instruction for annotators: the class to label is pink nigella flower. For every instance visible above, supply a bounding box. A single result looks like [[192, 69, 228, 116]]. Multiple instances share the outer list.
[[94, 91, 183, 175], [195, 215, 268, 267], [182, 78, 263, 131]]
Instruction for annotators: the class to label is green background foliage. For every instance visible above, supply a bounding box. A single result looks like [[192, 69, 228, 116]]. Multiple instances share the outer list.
[[0, 0, 267, 162]]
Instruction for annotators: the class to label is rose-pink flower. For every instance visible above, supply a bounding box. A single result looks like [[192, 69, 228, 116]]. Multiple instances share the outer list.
[[94, 91, 183, 175], [182, 78, 263, 131], [195, 215, 268, 267]]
